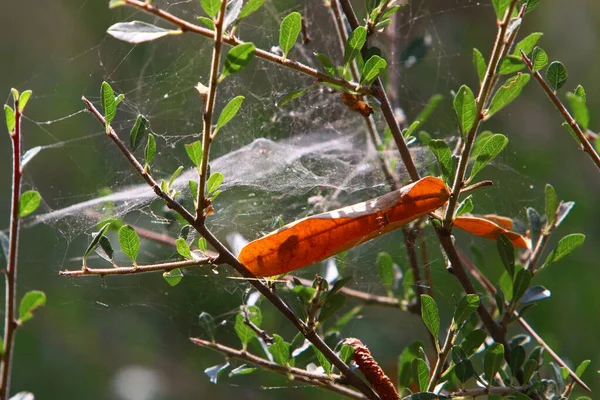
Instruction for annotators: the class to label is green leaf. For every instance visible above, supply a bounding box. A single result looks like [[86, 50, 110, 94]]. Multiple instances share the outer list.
[[163, 268, 183, 286], [144, 134, 156, 166], [168, 166, 184, 189], [344, 26, 367, 67], [520, 285, 551, 305], [491, 0, 510, 19], [239, 0, 265, 20], [314, 53, 336, 76], [546, 61, 568, 91], [455, 358, 476, 383], [206, 172, 224, 194], [201, 0, 220, 18], [469, 133, 508, 180], [279, 12, 302, 58], [486, 73, 530, 119], [198, 312, 216, 341], [522, 358, 538, 383], [312, 345, 332, 374], [220, 43, 256, 81], [100, 81, 116, 132], [420, 294, 440, 349], [566, 91, 589, 131], [95, 235, 115, 265], [118, 225, 140, 264], [229, 365, 257, 377], [376, 252, 395, 296], [544, 184, 558, 227], [513, 32, 543, 56], [509, 345, 526, 377], [484, 343, 504, 384], [276, 87, 312, 107], [527, 208, 542, 246], [269, 334, 292, 366], [11, 88, 19, 102], [4, 105, 15, 133], [575, 359, 591, 377], [216, 96, 244, 132], [360, 55, 387, 85], [473, 48, 487, 83], [83, 222, 112, 264], [197, 16, 215, 30], [498, 55, 525, 75], [338, 344, 354, 364], [497, 233, 515, 277], [499, 271, 513, 302], [530, 46, 548, 72], [18, 290, 46, 323], [115, 93, 125, 106], [397, 342, 424, 392], [185, 141, 203, 168], [543, 233, 585, 267], [574, 84, 586, 102], [234, 305, 262, 349], [109, 0, 127, 8], [412, 358, 430, 391], [19, 190, 41, 218], [416, 94, 443, 123], [18, 90, 32, 112], [107, 21, 182, 44], [175, 238, 193, 259], [198, 237, 208, 252], [428, 139, 454, 184], [454, 294, 480, 328], [453, 85, 476, 136], [318, 293, 345, 322], [455, 195, 474, 217], [461, 329, 486, 358], [512, 269, 532, 302], [129, 114, 149, 151]]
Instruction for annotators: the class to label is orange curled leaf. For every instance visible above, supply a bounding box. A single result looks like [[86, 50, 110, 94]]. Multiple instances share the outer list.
[[454, 214, 530, 248], [238, 176, 449, 276]]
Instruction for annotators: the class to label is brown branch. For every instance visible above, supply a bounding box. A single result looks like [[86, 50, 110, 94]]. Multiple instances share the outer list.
[[59, 258, 212, 277]]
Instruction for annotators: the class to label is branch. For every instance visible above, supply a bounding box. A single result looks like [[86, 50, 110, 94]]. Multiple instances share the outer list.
[[59, 258, 213, 277], [190, 338, 368, 400], [80, 97, 381, 400], [520, 50, 600, 172], [450, 385, 531, 398]]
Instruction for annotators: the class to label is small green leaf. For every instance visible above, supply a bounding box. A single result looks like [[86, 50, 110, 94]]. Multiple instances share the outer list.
[[428, 139, 454, 184], [469, 133, 508, 180], [498, 55, 525, 75], [176, 238, 193, 259], [269, 334, 292, 366], [455, 358, 476, 383], [546, 61, 568, 91], [338, 344, 354, 364], [100, 81, 116, 132], [107, 21, 182, 44], [397, 342, 424, 392], [234, 305, 262, 349], [18, 90, 32, 112], [163, 268, 183, 286], [574, 84, 586, 102], [198, 237, 208, 252], [376, 252, 394, 296], [279, 12, 302, 58], [197, 16, 215, 30], [453, 85, 476, 136], [522, 358, 538, 383], [239, 0, 265, 20], [319, 293, 345, 322], [461, 329, 486, 358], [109, 0, 127, 8], [491, 0, 510, 19], [18, 290, 46, 323], [484, 343, 504, 384], [530, 46, 548, 72], [497, 233, 515, 277], [455, 195, 474, 217], [543, 233, 585, 267], [566, 91, 589, 131], [360, 55, 387, 85], [454, 294, 480, 328], [420, 294, 440, 349], [499, 271, 513, 302], [416, 94, 443, 123], [19, 190, 41, 218], [344, 26, 367, 67], [509, 345, 526, 377], [220, 43, 256, 81], [314, 53, 336, 76], [115, 93, 125, 106], [276, 87, 312, 107], [412, 358, 430, 391], [11, 88, 19, 102], [83, 222, 112, 264], [486, 73, 530, 119], [229, 365, 256, 377], [513, 32, 543, 56], [473, 48, 487, 83], [144, 134, 156, 166], [216, 96, 244, 132], [4, 105, 15, 133], [185, 141, 203, 168], [312, 345, 332, 374], [201, 0, 220, 18], [512, 269, 532, 302], [575, 359, 591, 377], [168, 166, 184, 189], [129, 114, 149, 151], [118, 225, 140, 264], [544, 184, 558, 227], [206, 172, 224, 194]]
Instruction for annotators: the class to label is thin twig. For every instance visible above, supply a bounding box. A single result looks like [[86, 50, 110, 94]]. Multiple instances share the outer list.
[[450, 385, 531, 398], [427, 321, 456, 391], [1, 96, 22, 399], [521, 50, 600, 172], [80, 97, 380, 400], [60, 258, 212, 277]]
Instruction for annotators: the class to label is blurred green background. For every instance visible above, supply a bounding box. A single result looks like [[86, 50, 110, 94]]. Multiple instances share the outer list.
[[1, 0, 599, 399]]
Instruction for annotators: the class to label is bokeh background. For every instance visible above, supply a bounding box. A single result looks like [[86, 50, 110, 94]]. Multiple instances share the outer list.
[[1, 0, 599, 399]]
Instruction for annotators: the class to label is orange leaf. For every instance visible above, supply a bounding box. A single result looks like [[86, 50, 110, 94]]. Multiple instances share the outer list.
[[238, 176, 449, 276], [454, 214, 530, 248]]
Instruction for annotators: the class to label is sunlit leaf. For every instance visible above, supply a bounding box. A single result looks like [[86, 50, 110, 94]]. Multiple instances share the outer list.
[[453, 85, 476, 136], [486, 73, 530, 119], [512, 268, 532, 302], [239, 0, 265, 20], [129, 114, 149, 152], [100, 81, 116, 132], [454, 294, 479, 328], [491, 0, 510, 19], [428, 139, 454, 184], [176, 238, 193, 260], [109, 0, 127, 8], [469, 133, 508, 180], [229, 364, 257, 377], [312, 345, 332, 374], [18, 290, 46, 323], [397, 341, 424, 392], [546, 61, 568, 91], [206, 172, 224, 194], [344, 26, 367, 67], [220, 43, 256, 81], [416, 94, 443, 123], [473, 48, 486, 83], [544, 184, 558, 227], [513, 32, 543, 56], [269, 334, 292, 366], [18, 190, 41, 218], [412, 358, 429, 391], [18, 90, 32, 112], [185, 141, 203, 168], [95, 236, 115, 265], [318, 293, 345, 322], [107, 21, 182, 44], [215, 96, 244, 132], [530, 46, 548, 72], [454, 214, 529, 248], [201, 0, 220, 18], [461, 329, 486, 358], [360, 55, 387, 85], [83, 222, 112, 264], [279, 12, 302, 59], [543, 233, 585, 267], [498, 55, 525, 75], [276, 87, 312, 107], [118, 225, 140, 264], [197, 16, 215, 30], [377, 252, 394, 296], [163, 268, 183, 286], [497, 233, 515, 277], [314, 52, 336, 76], [484, 343, 504, 384], [4, 105, 15, 133], [234, 305, 262, 349], [144, 134, 156, 166], [420, 294, 440, 348], [566, 91, 589, 131], [455, 195, 474, 217]]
